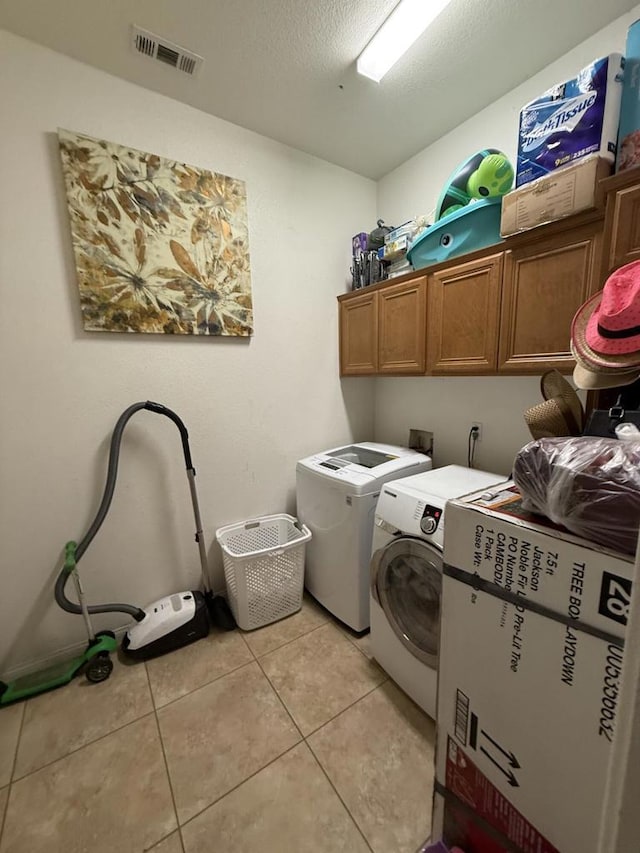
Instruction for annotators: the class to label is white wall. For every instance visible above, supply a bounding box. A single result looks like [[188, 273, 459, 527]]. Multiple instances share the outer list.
[[374, 376, 535, 475], [0, 30, 376, 675], [374, 5, 640, 474]]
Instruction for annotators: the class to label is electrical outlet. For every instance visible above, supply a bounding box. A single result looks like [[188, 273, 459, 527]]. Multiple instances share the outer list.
[[471, 422, 483, 442]]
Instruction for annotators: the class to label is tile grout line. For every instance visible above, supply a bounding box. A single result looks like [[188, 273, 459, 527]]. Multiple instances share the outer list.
[[308, 681, 436, 853], [302, 677, 388, 739], [249, 617, 330, 662], [0, 784, 7, 852], [143, 616, 355, 837], [144, 662, 186, 853], [152, 656, 256, 713], [300, 675, 400, 853], [253, 656, 304, 741], [305, 740, 375, 853], [175, 672, 383, 851], [236, 631, 256, 660], [143, 661, 185, 853], [253, 619, 388, 740], [177, 741, 302, 833], [0, 700, 27, 847], [149, 615, 330, 715], [9, 706, 157, 785], [146, 828, 183, 852]]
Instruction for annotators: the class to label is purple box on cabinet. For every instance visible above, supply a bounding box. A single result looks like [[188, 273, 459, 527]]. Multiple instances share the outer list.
[[352, 232, 369, 257]]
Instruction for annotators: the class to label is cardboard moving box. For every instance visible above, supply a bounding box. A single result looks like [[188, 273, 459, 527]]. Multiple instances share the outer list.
[[500, 155, 611, 237], [433, 484, 633, 853]]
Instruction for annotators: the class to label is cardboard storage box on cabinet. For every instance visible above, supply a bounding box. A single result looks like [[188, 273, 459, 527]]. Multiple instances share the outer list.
[[433, 484, 632, 853], [500, 155, 611, 237]]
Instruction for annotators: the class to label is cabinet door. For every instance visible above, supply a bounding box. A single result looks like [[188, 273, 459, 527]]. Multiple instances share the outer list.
[[339, 290, 378, 375], [499, 224, 602, 373], [378, 276, 427, 374], [427, 254, 503, 375], [605, 185, 640, 273]]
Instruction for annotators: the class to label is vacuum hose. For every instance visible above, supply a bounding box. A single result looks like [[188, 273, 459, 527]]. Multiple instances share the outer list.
[[55, 401, 195, 623]]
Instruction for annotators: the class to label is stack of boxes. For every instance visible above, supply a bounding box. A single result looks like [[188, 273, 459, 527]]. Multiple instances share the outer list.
[[379, 222, 413, 278], [501, 54, 624, 236], [350, 218, 428, 288], [379, 218, 428, 279]]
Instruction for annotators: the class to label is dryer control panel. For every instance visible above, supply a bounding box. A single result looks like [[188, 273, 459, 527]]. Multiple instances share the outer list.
[[420, 504, 443, 535]]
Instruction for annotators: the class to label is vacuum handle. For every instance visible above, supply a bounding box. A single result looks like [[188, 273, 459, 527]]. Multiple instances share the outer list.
[[55, 401, 201, 624], [144, 401, 193, 471]]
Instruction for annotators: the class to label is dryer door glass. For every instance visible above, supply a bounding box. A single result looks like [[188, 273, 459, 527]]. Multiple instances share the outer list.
[[376, 537, 442, 668]]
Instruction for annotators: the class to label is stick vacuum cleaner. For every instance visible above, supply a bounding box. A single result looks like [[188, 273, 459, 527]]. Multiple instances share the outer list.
[[0, 401, 229, 706]]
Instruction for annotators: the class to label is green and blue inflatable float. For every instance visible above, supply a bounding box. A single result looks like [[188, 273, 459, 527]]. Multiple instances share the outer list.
[[407, 149, 514, 270], [435, 148, 514, 221]]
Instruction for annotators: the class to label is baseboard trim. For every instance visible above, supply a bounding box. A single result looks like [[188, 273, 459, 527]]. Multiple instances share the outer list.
[[2, 625, 130, 682]]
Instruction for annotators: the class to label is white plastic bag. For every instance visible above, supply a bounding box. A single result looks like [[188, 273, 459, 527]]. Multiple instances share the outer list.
[[616, 422, 640, 441]]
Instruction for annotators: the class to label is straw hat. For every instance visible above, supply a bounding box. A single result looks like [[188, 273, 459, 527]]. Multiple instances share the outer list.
[[571, 341, 640, 390], [524, 370, 584, 439], [541, 370, 584, 430]]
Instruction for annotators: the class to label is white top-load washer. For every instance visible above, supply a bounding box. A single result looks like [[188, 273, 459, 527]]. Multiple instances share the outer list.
[[370, 465, 506, 718], [296, 443, 432, 630]]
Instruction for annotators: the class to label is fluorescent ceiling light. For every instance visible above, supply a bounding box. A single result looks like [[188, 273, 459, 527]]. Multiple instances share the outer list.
[[357, 0, 454, 83]]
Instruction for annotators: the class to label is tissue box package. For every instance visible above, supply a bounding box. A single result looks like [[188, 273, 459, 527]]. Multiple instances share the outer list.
[[517, 54, 624, 187]]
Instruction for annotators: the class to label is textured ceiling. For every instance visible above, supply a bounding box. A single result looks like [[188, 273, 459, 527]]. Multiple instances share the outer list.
[[1, 0, 637, 178]]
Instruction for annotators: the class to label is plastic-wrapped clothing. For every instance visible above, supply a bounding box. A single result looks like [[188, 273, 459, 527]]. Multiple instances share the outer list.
[[512, 436, 640, 555]]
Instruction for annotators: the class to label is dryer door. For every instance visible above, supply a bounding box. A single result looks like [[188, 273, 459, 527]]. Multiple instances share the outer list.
[[372, 536, 442, 668]]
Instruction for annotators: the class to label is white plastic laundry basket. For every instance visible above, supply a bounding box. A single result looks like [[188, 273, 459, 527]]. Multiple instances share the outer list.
[[215, 513, 312, 631]]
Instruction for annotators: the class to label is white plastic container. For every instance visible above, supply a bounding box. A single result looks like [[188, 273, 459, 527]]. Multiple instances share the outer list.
[[216, 514, 311, 631]]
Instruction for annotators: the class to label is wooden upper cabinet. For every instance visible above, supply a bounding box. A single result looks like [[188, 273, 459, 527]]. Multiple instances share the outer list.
[[427, 254, 503, 374], [604, 184, 640, 274], [339, 289, 378, 375], [498, 223, 602, 373], [378, 276, 427, 374]]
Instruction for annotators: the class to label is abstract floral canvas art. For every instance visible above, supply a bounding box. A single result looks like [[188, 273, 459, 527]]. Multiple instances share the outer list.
[[58, 129, 253, 335]]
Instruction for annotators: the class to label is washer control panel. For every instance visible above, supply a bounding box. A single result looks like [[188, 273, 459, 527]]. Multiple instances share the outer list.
[[420, 504, 443, 536]]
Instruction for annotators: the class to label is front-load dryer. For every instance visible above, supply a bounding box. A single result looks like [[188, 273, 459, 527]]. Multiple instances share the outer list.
[[370, 465, 505, 718], [296, 443, 431, 630]]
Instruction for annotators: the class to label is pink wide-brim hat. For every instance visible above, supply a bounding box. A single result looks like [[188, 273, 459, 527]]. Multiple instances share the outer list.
[[572, 260, 640, 367]]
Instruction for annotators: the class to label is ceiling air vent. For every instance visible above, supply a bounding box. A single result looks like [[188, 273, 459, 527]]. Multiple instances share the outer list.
[[131, 25, 203, 76]]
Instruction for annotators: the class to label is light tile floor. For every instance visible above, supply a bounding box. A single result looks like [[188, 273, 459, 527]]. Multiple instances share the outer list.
[[0, 598, 436, 853]]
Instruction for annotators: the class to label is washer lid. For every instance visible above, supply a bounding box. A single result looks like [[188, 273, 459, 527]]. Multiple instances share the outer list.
[[383, 465, 506, 502], [372, 536, 442, 668], [296, 443, 430, 491]]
